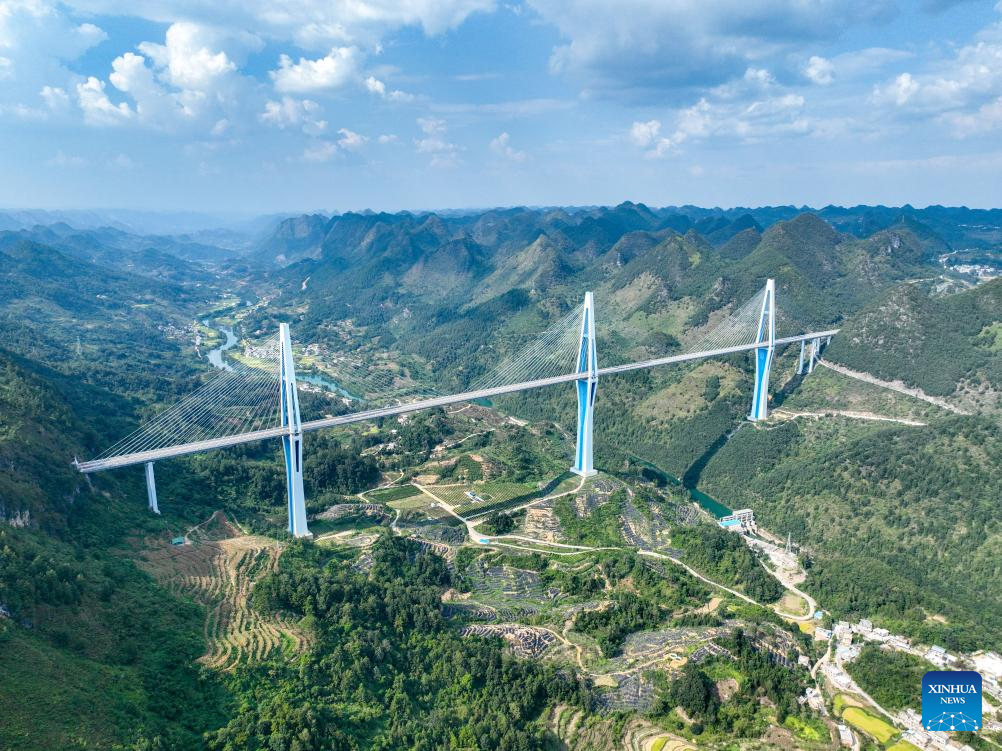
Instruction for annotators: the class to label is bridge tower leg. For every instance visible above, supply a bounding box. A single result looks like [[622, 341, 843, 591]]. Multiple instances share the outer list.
[[807, 337, 819, 374], [279, 323, 311, 538], [571, 292, 598, 477], [144, 462, 160, 514], [749, 278, 776, 421], [797, 339, 806, 375]]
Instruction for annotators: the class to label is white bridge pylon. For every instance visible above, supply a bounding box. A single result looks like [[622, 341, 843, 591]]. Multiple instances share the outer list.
[[572, 291, 598, 477], [279, 323, 311, 538], [79, 279, 838, 536], [749, 278, 776, 421]]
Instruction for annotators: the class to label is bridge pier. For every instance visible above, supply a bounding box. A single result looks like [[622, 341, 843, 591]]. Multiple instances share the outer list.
[[807, 337, 819, 374], [279, 323, 311, 538], [749, 279, 776, 421], [145, 462, 160, 514], [572, 292, 598, 477], [797, 339, 806, 375]]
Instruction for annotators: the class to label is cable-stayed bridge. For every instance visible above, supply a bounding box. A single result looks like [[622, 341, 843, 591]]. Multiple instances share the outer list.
[[76, 279, 837, 537]]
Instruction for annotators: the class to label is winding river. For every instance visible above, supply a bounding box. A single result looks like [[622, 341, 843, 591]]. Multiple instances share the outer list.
[[205, 322, 237, 371]]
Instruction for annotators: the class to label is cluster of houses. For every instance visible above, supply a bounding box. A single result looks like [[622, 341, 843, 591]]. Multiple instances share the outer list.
[[898, 708, 976, 751]]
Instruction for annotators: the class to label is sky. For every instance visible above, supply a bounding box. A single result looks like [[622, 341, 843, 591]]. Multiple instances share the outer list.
[[1, 0, 1001, 213]]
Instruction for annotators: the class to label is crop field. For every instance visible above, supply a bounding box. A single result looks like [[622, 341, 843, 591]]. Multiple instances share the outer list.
[[139, 523, 310, 672], [433, 481, 534, 512], [365, 484, 422, 502], [841, 707, 898, 744], [445, 474, 580, 517]]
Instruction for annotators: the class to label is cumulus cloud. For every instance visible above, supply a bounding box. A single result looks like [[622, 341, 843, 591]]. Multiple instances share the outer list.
[[260, 96, 327, 134], [137, 22, 236, 91], [489, 131, 525, 161], [871, 21, 1002, 133], [377, 133, 398, 144], [0, 0, 108, 107], [271, 47, 358, 93], [805, 55, 834, 85], [364, 75, 414, 102], [76, 76, 133, 125], [337, 127, 368, 150], [70, 21, 257, 131], [629, 120, 661, 147]]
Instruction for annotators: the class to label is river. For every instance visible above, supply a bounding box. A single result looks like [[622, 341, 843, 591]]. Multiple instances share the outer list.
[[203, 321, 359, 400], [628, 455, 732, 518], [205, 322, 236, 371]]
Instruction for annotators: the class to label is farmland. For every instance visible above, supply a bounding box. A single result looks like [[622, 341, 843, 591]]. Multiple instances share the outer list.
[[138, 514, 310, 671]]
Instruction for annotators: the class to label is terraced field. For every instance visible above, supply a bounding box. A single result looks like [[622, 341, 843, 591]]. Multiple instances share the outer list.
[[139, 516, 310, 672]]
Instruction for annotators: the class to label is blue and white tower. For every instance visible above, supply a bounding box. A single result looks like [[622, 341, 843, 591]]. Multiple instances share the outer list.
[[572, 292, 598, 477], [279, 323, 311, 538], [749, 278, 776, 421]]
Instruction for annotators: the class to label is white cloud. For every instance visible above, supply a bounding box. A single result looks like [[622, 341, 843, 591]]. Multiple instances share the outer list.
[[489, 131, 525, 161], [337, 127, 368, 150], [108, 51, 188, 123], [364, 75, 414, 102], [417, 116, 447, 135], [271, 47, 358, 93], [942, 96, 1002, 136], [415, 116, 459, 166], [629, 120, 661, 147], [60, 0, 495, 49], [260, 96, 327, 135], [871, 20, 1002, 132], [875, 72, 920, 105], [76, 76, 133, 125], [805, 55, 834, 85], [40, 84, 70, 112], [137, 22, 236, 91], [303, 140, 338, 162], [0, 1, 108, 107], [377, 133, 398, 144], [629, 77, 811, 158], [527, 0, 896, 97]]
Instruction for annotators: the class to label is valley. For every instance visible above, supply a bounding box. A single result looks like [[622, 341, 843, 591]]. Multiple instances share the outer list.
[[1, 203, 1000, 751]]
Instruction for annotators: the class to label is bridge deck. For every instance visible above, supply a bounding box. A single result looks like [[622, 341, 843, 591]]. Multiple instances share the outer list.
[[76, 330, 837, 473]]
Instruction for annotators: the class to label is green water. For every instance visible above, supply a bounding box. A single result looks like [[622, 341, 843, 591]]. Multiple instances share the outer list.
[[627, 455, 732, 518]]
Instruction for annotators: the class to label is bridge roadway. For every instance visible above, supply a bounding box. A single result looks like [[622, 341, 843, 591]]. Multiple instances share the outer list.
[[76, 329, 838, 474]]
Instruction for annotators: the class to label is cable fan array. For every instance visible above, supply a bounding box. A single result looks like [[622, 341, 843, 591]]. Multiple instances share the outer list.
[[680, 285, 771, 355], [470, 306, 586, 392], [96, 334, 282, 461], [298, 352, 443, 410]]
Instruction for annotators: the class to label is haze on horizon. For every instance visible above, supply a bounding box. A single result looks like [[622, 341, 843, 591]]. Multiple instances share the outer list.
[[1, 0, 1001, 213]]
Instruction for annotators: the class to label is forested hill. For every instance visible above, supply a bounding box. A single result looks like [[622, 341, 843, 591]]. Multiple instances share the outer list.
[[247, 208, 951, 389], [827, 278, 1002, 409]]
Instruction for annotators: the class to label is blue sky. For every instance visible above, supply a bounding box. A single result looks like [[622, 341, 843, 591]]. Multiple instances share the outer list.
[[1, 0, 1001, 212]]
